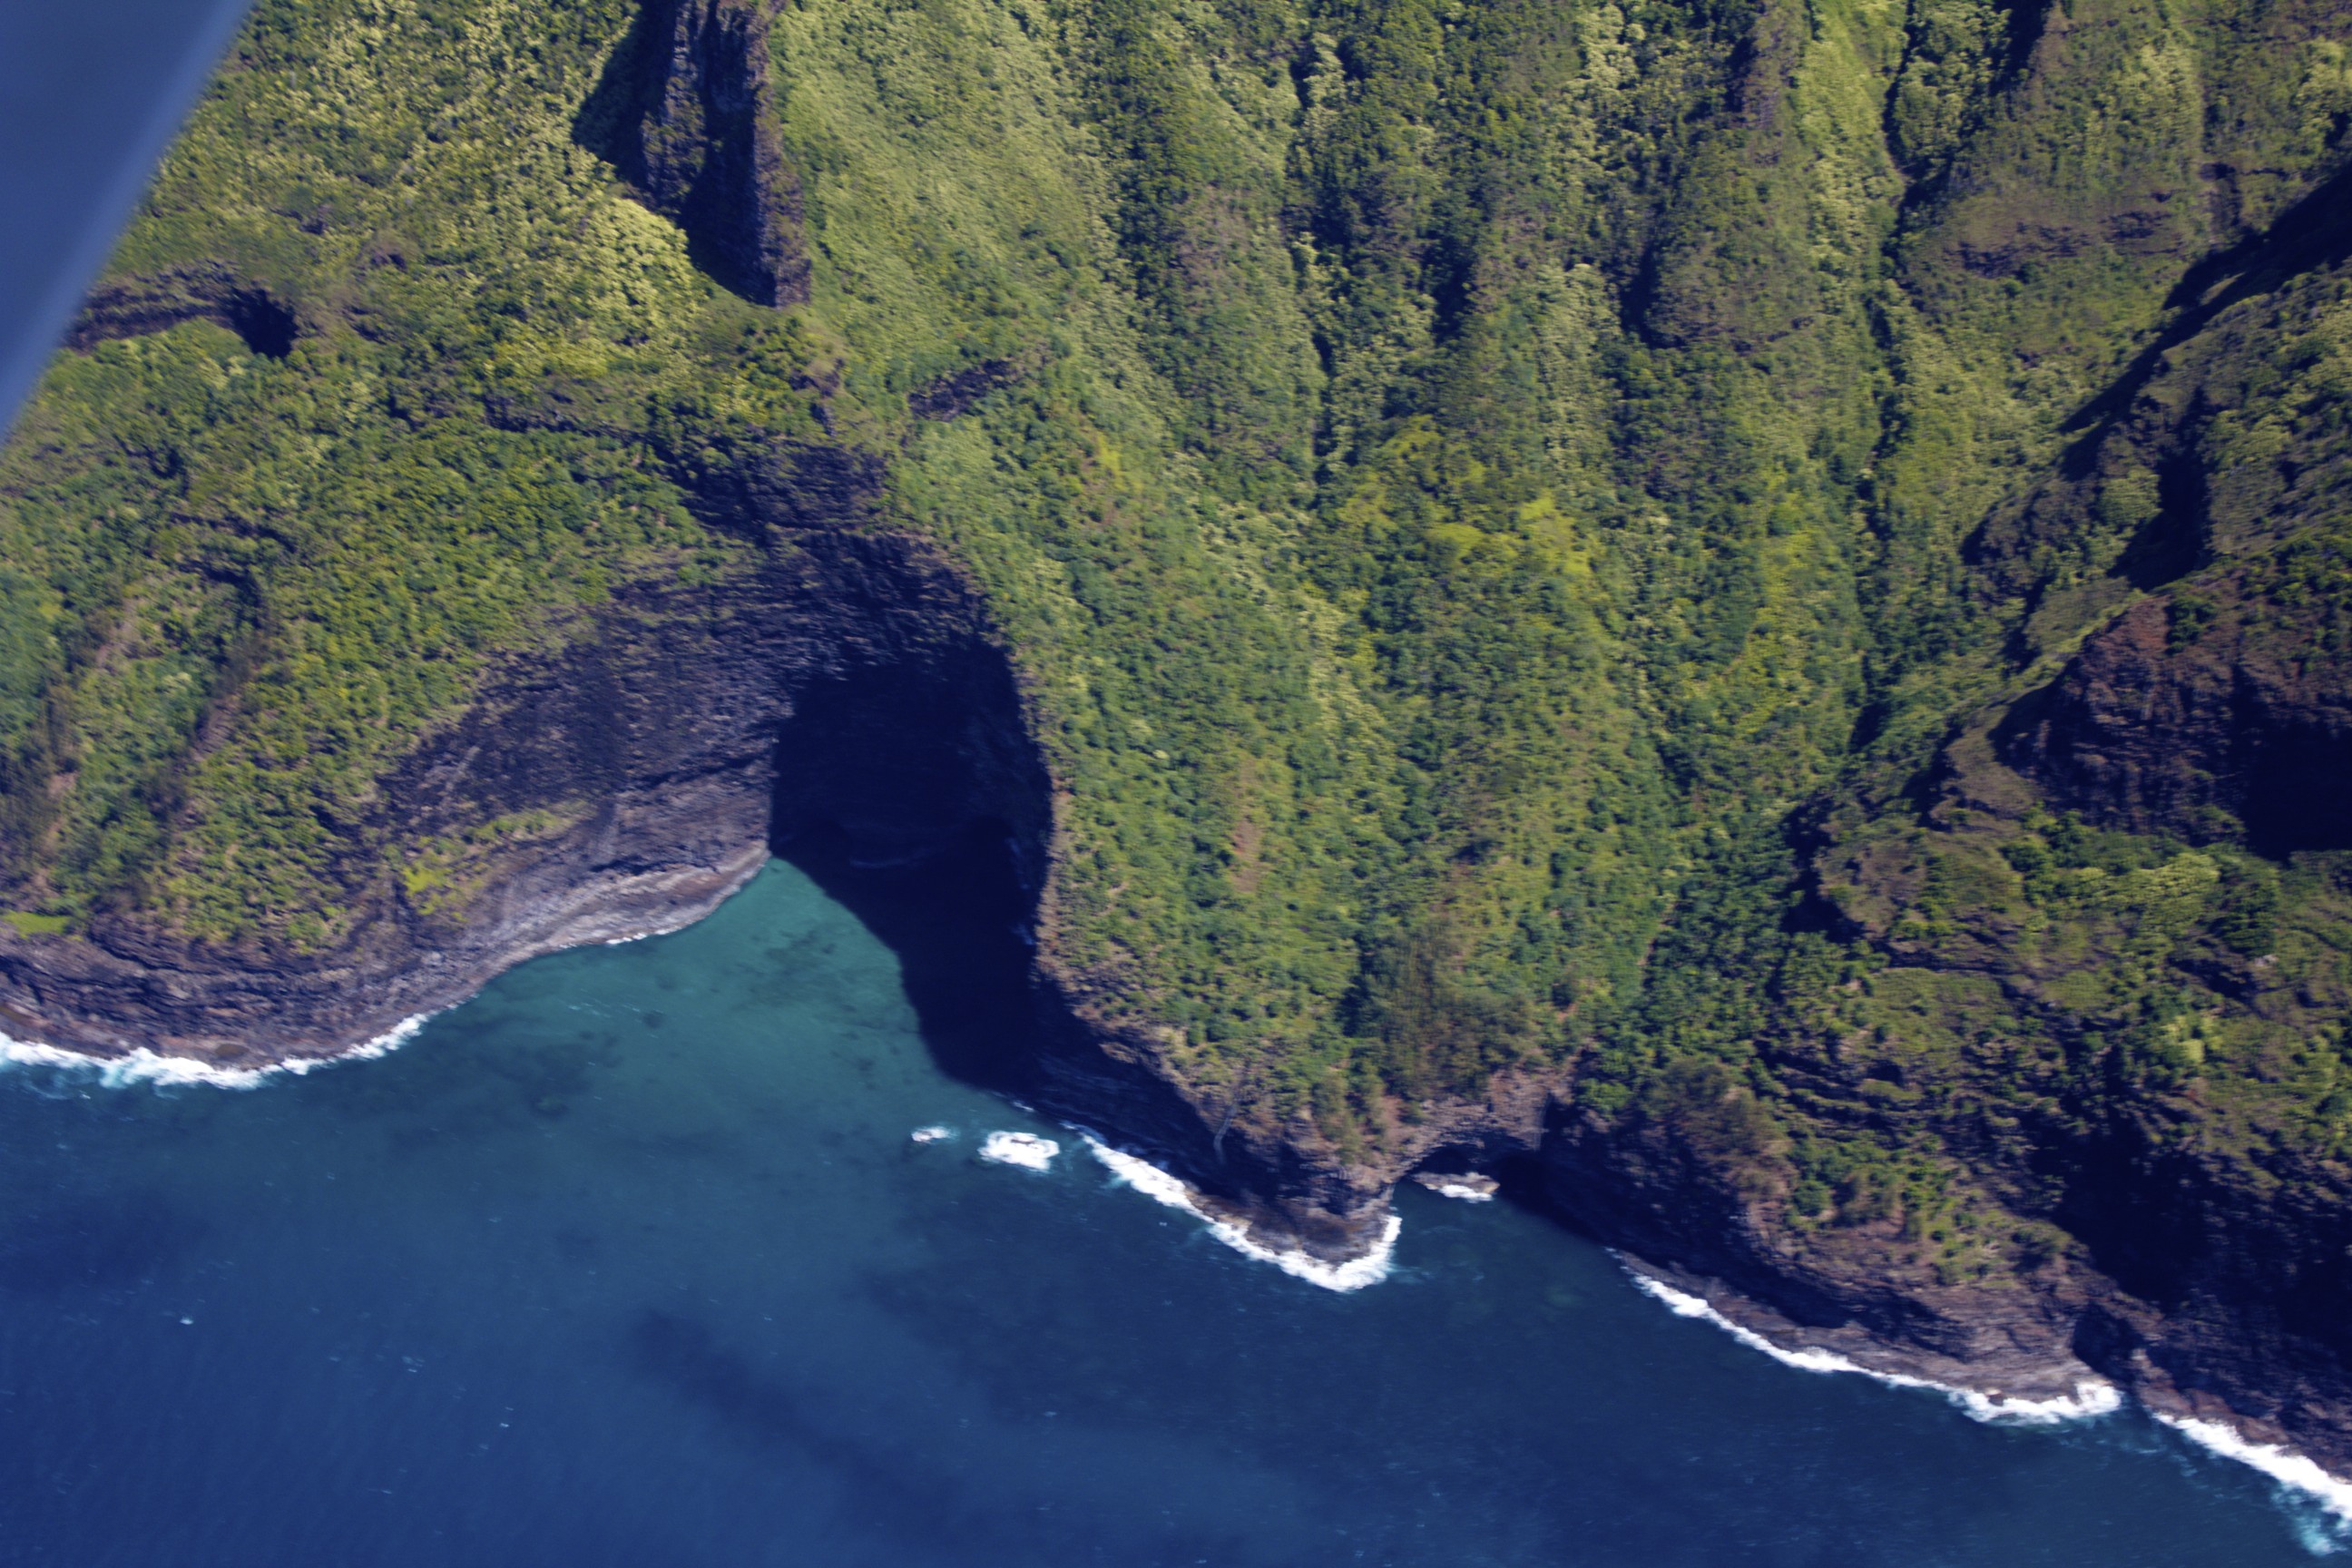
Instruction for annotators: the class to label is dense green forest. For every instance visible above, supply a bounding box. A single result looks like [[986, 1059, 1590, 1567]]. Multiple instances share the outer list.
[[4, 0, 2352, 1293]]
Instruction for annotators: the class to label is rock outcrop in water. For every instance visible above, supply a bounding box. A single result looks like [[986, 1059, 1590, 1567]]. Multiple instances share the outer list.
[[7, 0, 2352, 1485]]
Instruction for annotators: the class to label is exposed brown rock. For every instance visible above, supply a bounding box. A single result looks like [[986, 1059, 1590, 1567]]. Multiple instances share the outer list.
[[2004, 577, 2352, 854]]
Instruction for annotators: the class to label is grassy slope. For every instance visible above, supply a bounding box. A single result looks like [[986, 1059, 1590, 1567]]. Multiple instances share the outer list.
[[2, 0, 2351, 1251]]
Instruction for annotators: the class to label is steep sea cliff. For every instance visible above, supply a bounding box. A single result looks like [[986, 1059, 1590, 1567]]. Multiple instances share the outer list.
[[5, 860, 2343, 1564], [5, 0, 2352, 1494]]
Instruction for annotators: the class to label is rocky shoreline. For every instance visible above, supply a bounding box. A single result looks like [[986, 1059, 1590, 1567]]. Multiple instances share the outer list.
[[0, 516, 2346, 1508], [14, 791, 2352, 1516], [0, 526, 1011, 1065], [17, 878, 2352, 1525], [0, 843, 767, 1073], [9, 810, 2352, 1509]]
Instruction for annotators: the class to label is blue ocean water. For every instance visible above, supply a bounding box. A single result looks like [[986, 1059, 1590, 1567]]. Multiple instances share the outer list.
[[2, 7, 2345, 1563], [0, 859, 2333, 1565]]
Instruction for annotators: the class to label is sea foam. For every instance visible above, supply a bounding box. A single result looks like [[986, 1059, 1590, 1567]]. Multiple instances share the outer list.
[[1626, 1269, 2122, 1425], [978, 1131, 1060, 1171], [1412, 1171, 1498, 1202], [0, 1014, 430, 1091], [599, 912, 705, 947], [2157, 1413, 2352, 1546], [1085, 1138, 1400, 1292]]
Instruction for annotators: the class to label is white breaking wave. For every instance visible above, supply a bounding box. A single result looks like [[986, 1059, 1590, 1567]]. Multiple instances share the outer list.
[[1631, 1268, 2352, 1551], [599, 913, 704, 947], [1426, 1182, 1494, 1202], [1415, 1175, 1497, 1202], [1085, 1138, 1400, 1293], [1626, 1270, 2122, 1425], [909, 1125, 954, 1144], [2159, 1413, 2352, 1544], [978, 1131, 1060, 1171], [0, 1014, 431, 1091]]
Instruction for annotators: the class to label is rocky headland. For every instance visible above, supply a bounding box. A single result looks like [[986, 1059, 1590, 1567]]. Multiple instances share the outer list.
[[4, 0, 2352, 1498]]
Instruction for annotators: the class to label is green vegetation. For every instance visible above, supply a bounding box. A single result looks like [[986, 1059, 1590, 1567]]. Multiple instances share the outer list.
[[2, 911, 70, 938], [2, 0, 2351, 1270]]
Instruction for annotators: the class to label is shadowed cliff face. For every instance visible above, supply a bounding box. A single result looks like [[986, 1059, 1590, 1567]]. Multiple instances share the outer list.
[[777, 820, 1038, 1095], [761, 612, 1049, 1099], [14, 0, 2352, 1479], [65, 264, 302, 359], [2002, 593, 2352, 855], [0, 528, 1044, 1063], [0, 499, 1367, 1253], [574, 0, 810, 307]]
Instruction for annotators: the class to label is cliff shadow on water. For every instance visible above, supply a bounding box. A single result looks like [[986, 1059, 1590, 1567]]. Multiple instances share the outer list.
[[764, 653, 1045, 1097], [0, 523, 1066, 1082]]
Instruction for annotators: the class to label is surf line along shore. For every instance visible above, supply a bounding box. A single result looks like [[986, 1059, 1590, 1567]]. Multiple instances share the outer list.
[[21, 1004, 2352, 1539], [1625, 1267, 2352, 1538]]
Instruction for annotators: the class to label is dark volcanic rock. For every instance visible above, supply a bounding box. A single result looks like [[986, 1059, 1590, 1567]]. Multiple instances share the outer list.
[[2043, 1110, 2352, 1463], [2004, 577, 2352, 854], [1538, 1091, 2352, 1464], [0, 507, 1522, 1261], [1538, 1100, 2115, 1409], [66, 265, 303, 359], [582, 0, 810, 308], [0, 530, 1037, 1063], [908, 359, 1022, 422]]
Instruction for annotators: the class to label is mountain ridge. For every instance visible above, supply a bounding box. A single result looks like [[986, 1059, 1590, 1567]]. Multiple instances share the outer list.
[[5, 0, 2352, 1471]]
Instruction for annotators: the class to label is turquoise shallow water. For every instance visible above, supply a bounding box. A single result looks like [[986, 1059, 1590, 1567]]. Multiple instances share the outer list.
[[0, 859, 2337, 1565]]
